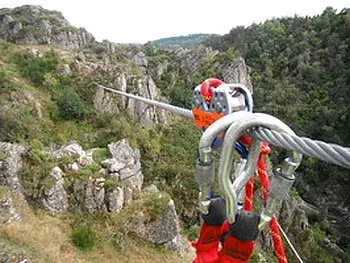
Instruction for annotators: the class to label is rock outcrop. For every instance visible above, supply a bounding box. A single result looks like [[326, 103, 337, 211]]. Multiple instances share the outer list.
[[0, 5, 94, 50], [92, 73, 167, 126], [101, 140, 144, 190], [171, 45, 253, 91], [41, 166, 68, 214], [131, 191, 189, 254], [0, 142, 26, 194], [41, 140, 144, 214]]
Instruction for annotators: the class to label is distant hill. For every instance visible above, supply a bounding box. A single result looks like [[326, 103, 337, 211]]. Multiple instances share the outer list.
[[152, 33, 215, 48]]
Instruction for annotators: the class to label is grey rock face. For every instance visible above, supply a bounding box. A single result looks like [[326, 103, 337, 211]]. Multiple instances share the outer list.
[[0, 142, 27, 194], [41, 167, 68, 214], [93, 73, 167, 126], [102, 140, 143, 190], [106, 186, 124, 212], [0, 196, 21, 224], [164, 234, 189, 255], [84, 177, 106, 213], [171, 45, 253, 92], [217, 58, 253, 93], [51, 141, 94, 169], [173, 45, 219, 76], [0, 5, 94, 50], [143, 184, 159, 193], [133, 199, 180, 244]]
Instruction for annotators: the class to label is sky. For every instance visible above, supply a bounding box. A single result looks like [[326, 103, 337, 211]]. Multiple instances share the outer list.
[[1, 0, 349, 44]]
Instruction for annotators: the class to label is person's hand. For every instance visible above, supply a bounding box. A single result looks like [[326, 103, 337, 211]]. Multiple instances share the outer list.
[[218, 211, 260, 263]]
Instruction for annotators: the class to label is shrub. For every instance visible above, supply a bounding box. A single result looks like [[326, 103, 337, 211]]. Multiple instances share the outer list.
[[14, 49, 59, 86], [103, 179, 119, 191], [92, 148, 109, 163], [168, 85, 192, 108], [0, 71, 18, 93], [72, 223, 96, 251], [143, 192, 171, 221], [58, 87, 90, 121]]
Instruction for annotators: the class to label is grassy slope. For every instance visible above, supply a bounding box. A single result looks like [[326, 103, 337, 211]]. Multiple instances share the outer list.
[[0, 189, 193, 263]]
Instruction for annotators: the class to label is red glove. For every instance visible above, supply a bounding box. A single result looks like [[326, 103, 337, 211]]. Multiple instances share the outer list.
[[192, 198, 228, 263], [192, 222, 229, 263], [218, 211, 260, 263]]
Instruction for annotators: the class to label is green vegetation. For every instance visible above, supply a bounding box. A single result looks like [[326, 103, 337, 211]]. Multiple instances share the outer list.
[[39, 15, 61, 26], [144, 192, 171, 221], [92, 148, 109, 164], [14, 49, 59, 86], [58, 87, 92, 121], [103, 179, 119, 191], [152, 34, 213, 48], [0, 71, 18, 93], [72, 222, 96, 251], [182, 225, 200, 241]]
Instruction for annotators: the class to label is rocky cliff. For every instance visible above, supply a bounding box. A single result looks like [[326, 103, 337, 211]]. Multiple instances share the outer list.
[[0, 5, 94, 49]]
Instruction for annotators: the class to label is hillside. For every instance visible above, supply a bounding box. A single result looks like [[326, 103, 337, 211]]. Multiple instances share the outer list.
[[204, 6, 350, 257], [151, 33, 214, 48], [1, 4, 350, 263]]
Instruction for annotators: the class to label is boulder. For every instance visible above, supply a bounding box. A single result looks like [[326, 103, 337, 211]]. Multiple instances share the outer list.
[[133, 199, 180, 244]]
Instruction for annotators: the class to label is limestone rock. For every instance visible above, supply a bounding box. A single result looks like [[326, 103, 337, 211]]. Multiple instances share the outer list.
[[93, 73, 167, 126], [164, 234, 189, 255], [102, 140, 144, 190], [0, 5, 94, 50], [84, 177, 106, 213], [0, 196, 21, 224], [51, 141, 84, 159], [108, 140, 136, 161], [133, 199, 180, 244], [143, 184, 159, 193], [51, 141, 93, 169], [217, 58, 253, 93], [0, 142, 27, 194], [41, 167, 68, 214], [171, 45, 253, 92], [106, 187, 124, 213]]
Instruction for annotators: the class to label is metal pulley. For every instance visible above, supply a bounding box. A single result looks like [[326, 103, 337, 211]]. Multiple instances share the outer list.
[[191, 78, 253, 130], [193, 78, 253, 214]]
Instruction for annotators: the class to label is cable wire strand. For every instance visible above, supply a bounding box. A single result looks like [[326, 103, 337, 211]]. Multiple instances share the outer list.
[[248, 128, 350, 169]]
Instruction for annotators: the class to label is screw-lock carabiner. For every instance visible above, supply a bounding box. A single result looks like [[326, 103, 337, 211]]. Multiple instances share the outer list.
[[218, 113, 302, 224]]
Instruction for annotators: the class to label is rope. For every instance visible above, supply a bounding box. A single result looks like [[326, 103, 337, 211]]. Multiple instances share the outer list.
[[241, 142, 289, 263], [243, 177, 254, 211], [276, 220, 304, 263], [270, 216, 288, 263], [248, 127, 350, 169]]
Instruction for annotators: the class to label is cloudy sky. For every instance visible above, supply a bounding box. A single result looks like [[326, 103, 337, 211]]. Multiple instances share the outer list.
[[1, 0, 349, 43]]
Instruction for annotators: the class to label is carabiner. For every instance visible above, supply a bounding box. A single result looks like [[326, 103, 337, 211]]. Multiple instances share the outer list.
[[218, 113, 302, 224]]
